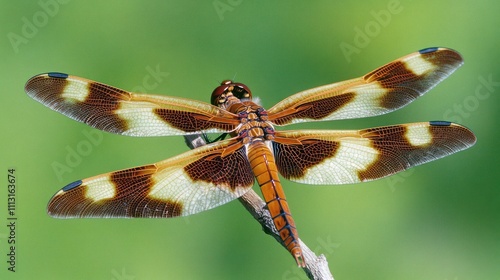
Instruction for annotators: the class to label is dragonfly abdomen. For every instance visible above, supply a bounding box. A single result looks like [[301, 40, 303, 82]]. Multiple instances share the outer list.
[[247, 140, 305, 267]]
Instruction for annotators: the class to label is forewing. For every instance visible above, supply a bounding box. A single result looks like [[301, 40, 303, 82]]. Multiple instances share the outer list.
[[272, 122, 476, 185], [25, 73, 240, 136], [48, 138, 254, 218], [268, 48, 463, 125]]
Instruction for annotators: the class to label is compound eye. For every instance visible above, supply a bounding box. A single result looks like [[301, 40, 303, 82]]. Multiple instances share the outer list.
[[211, 82, 231, 106], [211, 80, 252, 105], [232, 83, 252, 99]]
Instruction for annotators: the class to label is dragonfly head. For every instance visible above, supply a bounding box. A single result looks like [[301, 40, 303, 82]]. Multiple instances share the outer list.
[[211, 80, 252, 107]]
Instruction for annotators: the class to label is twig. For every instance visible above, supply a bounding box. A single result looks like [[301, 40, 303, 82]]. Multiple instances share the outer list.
[[184, 135, 334, 280]]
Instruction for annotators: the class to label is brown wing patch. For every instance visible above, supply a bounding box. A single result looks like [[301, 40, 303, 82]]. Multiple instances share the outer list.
[[365, 48, 463, 109], [154, 108, 237, 133], [77, 80, 129, 133], [48, 138, 255, 219], [25, 73, 239, 136], [25, 73, 129, 134], [184, 144, 254, 191], [365, 61, 421, 109], [48, 165, 183, 218], [272, 122, 475, 185], [270, 92, 355, 126], [110, 166, 183, 217], [358, 122, 477, 181], [267, 48, 463, 126], [273, 138, 340, 180]]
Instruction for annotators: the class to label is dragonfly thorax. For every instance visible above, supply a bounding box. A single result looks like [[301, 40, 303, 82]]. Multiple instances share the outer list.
[[230, 101, 275, 144]]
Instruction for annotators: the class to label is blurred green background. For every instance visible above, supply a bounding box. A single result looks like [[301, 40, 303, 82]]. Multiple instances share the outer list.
[[1, 1, 498, 279]]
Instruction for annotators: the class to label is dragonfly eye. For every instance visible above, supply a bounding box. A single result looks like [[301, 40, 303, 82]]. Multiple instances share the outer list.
[[232, 82, 252, 100], [211, 80, 252, 106], [211, 80, 231, 106]]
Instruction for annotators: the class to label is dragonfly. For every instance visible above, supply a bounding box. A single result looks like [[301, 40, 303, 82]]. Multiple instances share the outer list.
[[25, 47, 476, 267]]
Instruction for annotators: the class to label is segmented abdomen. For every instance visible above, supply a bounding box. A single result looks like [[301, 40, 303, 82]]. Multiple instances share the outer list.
[[247, 140, 304, 266]]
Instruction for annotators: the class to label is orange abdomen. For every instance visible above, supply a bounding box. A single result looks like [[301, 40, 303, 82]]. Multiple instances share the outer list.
[[247, 141, 305, 267]]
